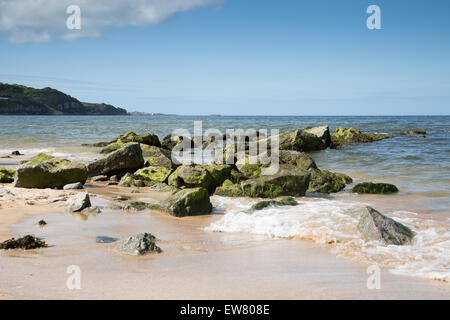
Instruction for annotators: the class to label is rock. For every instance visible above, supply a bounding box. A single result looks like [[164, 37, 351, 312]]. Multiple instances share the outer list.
[[19, 153, 54, 165], [236, 156, 268, 179], [149, 182, 180, 193], [96, 236, 118, 243], [115, 131, 161, 147], [214, 179, 246, 197], [142, 146, 175, 169], [260, 126, 330, 152], [14, 156, 88, 189], [87, 143, 144, 177], [63, 182, 84, 190], [38, 220, 47, 226], [150, 187, 213, 217], [202, 164, 233, 188], [331, 128, 391, 149], [240, 165, 310, 198], [66, 192, 91, 212], [110, 175, 119, 182], [407, 129, 426, 135], [279, 150, 317, 171], [308, 169, 352, 194], [81, 206, 101, 214], [122, 201, 151, 211], [168, 165, 215, 192], [91, 175, 109, 182], [0, 235, 47, 250], [107, 182, 118, 185], [49, 197, 66, 203], [118, 233, 161, 255], [351, 182, 398, 195], [357, 207, 415, 245], [11, 151, 22, 156], [250, 197, 298, 211], [161, 134, 192, 151], [118, 166, 172, 187], [114, 195, 131, 201], [0, 188, 14, 197], [0, 167, 15, 183]]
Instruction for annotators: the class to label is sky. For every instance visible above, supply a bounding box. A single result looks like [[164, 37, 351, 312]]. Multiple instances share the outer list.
[[0, 0, 449, 115]]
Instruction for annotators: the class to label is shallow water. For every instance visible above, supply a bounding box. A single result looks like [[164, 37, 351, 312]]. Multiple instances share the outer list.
[[0, 115, 449, 283]]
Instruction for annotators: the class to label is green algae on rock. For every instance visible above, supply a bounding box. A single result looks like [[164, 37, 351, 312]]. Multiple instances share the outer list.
[[14, 157, 88, 189], [0, 167, 15, 183], [149, 187, 213, 217], [214, 179, 246, 197], [351, 182, 399, 195], [250, 197, 298, 211], [307, 169, 352, 194], [0, 235, 48, 250], [168, 164, 216, 192], [357, 207, 415, 245], [331, 127, 391, 149]]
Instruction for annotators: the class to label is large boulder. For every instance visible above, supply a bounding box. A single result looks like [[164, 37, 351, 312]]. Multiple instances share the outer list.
[[351, 182, 398, 195], [118, 166, 172, 187], [0, 167, 15, 183], [150, 187, 213, 217], [331, 128, 391, 149], [308, 169, 352, 194], [302, 125, 331, 149], [87, 143, 144, 177], [14, 156, 88, 189], [168, 164, 215, 192], [240, 165, 310, 198], [118, 233, 161, 255], [99, 131, 161, 154], [357, 207, 415, 245], [202, 164, 233, 188]]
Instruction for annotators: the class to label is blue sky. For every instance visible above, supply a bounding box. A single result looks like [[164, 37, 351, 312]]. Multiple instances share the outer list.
[[1, 0, 449, 115]]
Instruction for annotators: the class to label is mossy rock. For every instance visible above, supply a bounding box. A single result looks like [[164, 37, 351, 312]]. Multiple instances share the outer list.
[[150, 187, 213, 217], [0, 235, 48, 250], [87, 143, 144, 177], [279, 150, 317, 171], [351, 182, 399, 195], [161, 134, 192, 151], [307, 169, 352, 194], [235, 155, 270, 179], [240, 164, 310, 198], [142, 146, 175, 169], [149, 182, 180, 193], [19, 153, 54, 165], [214, 179, 246, 197], [0, 167, 15, 183], [331, 128, 391, 148], [115, 131, 161, 147], [202, 164, 233, 188], [118, 166, 172, 187], [250, 197, 298, 211], [168, 164, 215, 192], [14, 157, 88, 189], [259, 127, 330, 152]]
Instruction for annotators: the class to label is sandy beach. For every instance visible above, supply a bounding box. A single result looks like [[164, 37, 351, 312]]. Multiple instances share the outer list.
[[1, 181, 449, 300]]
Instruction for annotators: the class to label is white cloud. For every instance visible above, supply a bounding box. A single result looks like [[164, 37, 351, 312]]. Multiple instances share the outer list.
[[0, 0, 220, 43]]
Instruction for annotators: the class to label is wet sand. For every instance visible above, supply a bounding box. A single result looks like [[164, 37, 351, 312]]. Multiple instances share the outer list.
[[1, 183, 449, 300]]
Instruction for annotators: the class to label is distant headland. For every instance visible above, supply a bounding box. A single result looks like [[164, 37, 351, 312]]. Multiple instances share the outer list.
[[0, 83, 127, 115]]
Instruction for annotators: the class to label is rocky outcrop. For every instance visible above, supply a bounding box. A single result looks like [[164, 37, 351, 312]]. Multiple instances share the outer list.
[[331, 128, 391, 149], [351, 182, 398, 195], [87, 143, 144, 177], [118, 166, 172, 187], [143, 146, 175, 169], [240, 165, 310, 198], [66, 192, 91, 212], [260, 126, 331, 152], [168, 165, 215, 192], [100, 132, 161, 154], [214, 179, 246, 197], [0, 167, 15, 183], [357, 207, 415, 245], [308, 169, 352, 194], [118, 233, 161, 255], [14, 156, 88, 189], [149, 187, 213, 217]]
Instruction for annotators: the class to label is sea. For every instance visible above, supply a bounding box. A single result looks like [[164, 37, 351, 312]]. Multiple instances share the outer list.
[[0, 115, 449, 283]]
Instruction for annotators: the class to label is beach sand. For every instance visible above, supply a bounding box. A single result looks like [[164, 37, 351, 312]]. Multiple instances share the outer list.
[[0, 183, 449, 300]]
